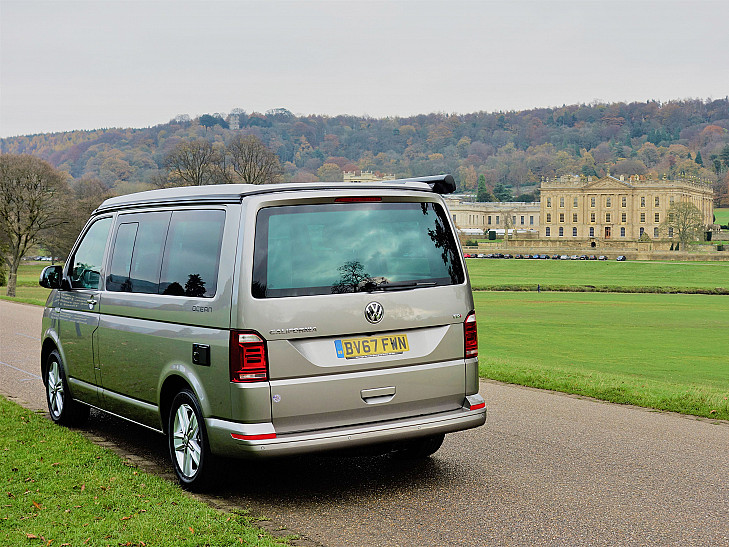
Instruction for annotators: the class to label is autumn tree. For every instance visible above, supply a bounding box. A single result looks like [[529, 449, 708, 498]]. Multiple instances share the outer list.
[[317, 163, 342, 182], [39, 178, 115, 261], [222, 135, 283, 184], [165, 139, 222, 186], [660, 201, 706, 249], [0, 154, 69, 296]]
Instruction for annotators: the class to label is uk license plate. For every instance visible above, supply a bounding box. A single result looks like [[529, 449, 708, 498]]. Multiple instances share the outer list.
[[335, 334, 409, 359]]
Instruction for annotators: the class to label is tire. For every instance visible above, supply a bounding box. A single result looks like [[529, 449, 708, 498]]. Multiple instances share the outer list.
[[45, 350, 89, 426], [168, 389, 213, 490], [391, 434, 445, 460]]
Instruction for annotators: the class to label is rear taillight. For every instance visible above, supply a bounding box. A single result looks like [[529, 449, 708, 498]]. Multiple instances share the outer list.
[[230, 331, 268, 382], [464, 312, 478, 358]]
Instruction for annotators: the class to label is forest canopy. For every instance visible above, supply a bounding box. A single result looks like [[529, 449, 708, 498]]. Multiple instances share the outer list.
[[1, 98, 728, 205]]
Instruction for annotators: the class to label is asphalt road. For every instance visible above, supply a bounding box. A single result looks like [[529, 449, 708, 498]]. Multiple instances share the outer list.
[[2, 299, 728, 546]]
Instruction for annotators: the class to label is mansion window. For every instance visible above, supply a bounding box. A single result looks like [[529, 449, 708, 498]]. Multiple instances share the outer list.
[[572, 213, 578, 223], [530, 216, 534, 225], [654, 227, 659, 238], [572, 227, 577, 237], [655, 213, 660, 223], [512, 216, 516, 225], [560, 197, 565, 208], [606, 197, 612, 207], [640, 227, 645, 236], [622, 196, 627, 207], [590, 197, 596, 207], [547, 198, 552, 207], [573, 197, 578, 208], [590, 212, 596, 223], [546, 227, 551, 236], [605, 213, 611, 223], [640, 213, 646, 222], [559, 227, 564, 237], [655, 196, 660, 207], [559, 213, 565, 223], [669, 213, 674, 222], [668, 227, 674, 237], [496, 216, 500, 224], [488, 215, 492, 224], [589, 227, 595, 237], [621, 213, 627, 223], [621, 227, 626, 237], [641, 196, 646, 207], [546, 213, 551, 223], [521, 215, 525, 225]]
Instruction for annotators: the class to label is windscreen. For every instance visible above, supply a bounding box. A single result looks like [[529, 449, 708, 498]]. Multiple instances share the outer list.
[[252, 201, 464, 298]]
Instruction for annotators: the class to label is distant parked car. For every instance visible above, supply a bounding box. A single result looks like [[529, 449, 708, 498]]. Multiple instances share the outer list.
[[598, 255, 607, 261], [552, 254, 561, 260], [560, 255, 569, 260], [540, 254, 549, 259], [579, 255, 587, 260], [570, 255, 579, 260], [588, 255, 597, 260], [616, 255, 627, 261], [504, 254, 513, 259]]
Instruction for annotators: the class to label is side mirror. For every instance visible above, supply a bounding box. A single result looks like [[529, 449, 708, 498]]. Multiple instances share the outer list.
[[39, 265, 63, 289]]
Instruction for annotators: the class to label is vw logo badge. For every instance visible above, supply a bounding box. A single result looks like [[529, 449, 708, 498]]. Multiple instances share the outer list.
[[364, 302, 384, 324]]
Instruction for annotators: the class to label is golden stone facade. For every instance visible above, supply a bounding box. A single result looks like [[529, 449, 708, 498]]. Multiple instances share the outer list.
[[539, 175, 714, 242]]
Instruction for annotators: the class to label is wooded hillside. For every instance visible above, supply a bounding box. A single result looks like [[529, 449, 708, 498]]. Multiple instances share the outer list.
[[2, 99, 728, 204]]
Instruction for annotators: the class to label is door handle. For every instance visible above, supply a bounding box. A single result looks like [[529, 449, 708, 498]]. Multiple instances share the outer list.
[[361, 386, 396, 404]]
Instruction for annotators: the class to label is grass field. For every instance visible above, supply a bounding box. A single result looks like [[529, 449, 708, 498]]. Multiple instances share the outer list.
[[715, 208, 729, 226], [0, 262, 53, 306], [476, 291, 729, 420], [0, 397, 289, 546], [466, 258, 729, 293]]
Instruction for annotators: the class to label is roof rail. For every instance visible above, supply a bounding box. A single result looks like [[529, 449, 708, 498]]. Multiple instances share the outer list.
[[385, 174, 456, 195]]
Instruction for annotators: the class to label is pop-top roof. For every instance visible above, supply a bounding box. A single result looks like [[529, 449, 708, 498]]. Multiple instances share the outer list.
[[95, 174, 456, 212]]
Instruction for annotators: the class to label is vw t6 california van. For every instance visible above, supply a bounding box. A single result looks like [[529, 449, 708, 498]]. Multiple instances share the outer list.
[[39, 174, 486, 488]]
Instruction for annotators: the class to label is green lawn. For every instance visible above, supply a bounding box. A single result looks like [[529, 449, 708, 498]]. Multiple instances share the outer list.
[[0, 397, 290, 546], [0, 262, 53, 306], [715, 208, 729, 226], [466, 258, 729, 293], [476, 291, 729, 419]]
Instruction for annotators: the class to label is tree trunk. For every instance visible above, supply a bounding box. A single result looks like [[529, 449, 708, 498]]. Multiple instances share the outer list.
[[6, 261, 18, 297]]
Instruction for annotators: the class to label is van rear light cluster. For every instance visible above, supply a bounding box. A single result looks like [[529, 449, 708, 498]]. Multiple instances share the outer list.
[[464, 312, 478, 358], [230, 331, 268, 382], [334, 196, 382, 203]]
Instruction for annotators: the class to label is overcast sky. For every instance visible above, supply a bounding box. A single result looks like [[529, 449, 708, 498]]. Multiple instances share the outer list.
[[1, 0, 728, 138]]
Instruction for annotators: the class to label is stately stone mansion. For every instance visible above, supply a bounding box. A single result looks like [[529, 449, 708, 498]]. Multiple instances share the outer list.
[[447, 174, 714, 248]]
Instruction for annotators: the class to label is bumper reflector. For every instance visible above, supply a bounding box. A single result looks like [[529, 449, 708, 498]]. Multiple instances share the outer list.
[[469, 402, 486, 411], [231, 433, 277, 441]]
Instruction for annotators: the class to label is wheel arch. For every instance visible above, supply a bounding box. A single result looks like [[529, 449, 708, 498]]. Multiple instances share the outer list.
[[159, 375, 195, 435], [40, 337, 61, 386]]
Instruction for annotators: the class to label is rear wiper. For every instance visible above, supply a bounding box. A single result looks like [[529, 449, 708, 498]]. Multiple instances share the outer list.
[[368, 281, 437, 292]]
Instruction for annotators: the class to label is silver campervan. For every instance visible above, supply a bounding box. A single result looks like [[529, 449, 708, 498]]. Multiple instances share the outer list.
[[39, 175, 486, 489]]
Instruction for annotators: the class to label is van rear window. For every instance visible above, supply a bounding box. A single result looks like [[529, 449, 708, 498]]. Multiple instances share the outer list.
[[252, 201, 464, 298]]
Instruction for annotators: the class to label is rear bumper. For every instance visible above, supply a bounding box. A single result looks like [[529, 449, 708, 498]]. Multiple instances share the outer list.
[[206, 394, 486, 458]]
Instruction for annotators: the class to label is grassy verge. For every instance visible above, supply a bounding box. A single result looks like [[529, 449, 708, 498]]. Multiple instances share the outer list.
[[0, 397, 289, 546], [476, 291, 729, 420]]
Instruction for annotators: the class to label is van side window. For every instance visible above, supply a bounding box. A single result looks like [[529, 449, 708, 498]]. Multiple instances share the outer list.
[[159, 210, 225, 298], [106, 213, 170, 293], [69, 217, 112, 289]]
